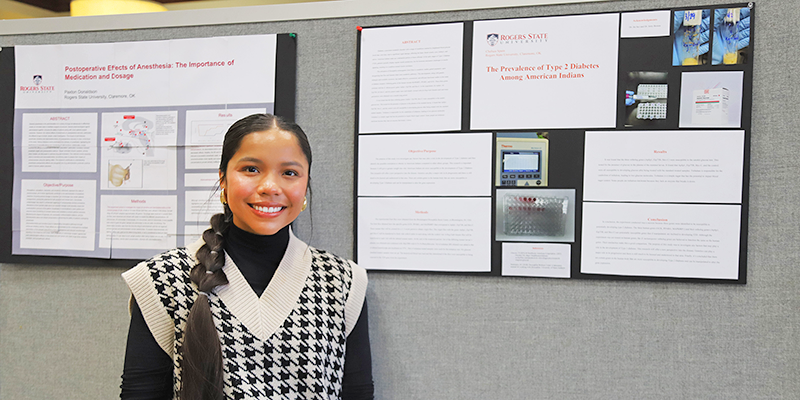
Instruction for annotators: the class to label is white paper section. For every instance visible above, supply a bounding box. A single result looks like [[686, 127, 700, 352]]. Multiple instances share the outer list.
[[471, 14, 620, 129], [581, 202, 741, 280], [357, 197, 491, 272], [358, 132, 491, 196], [184, 108, 265, 169], [99, 195, 177, 250], [183, 224, 208, 247], [583, 130, 744, 203], [184, 173, 220, 188], [621, 10, 671, 37], [679, 71, 744, 128], [185, 190, 224, 225], [21, 113, 97, 173], [19, 180, 96, 251], [502, 243, 570, 278], [100, 111, 178, 190], [14, 35, 276, 109], [359, 23, 463, 133]]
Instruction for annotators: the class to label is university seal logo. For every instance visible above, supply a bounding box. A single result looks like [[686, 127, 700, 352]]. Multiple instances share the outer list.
[[487, 33, 499, 47], [20, 75, 54, 93]]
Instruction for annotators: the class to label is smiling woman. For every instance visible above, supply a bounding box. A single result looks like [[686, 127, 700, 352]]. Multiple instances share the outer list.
[[120, 114, 374, 400], [221, 128, 309, 236]]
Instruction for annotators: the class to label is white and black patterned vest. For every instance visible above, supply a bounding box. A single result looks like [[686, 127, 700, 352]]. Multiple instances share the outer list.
[[123, 232, 368, 400]]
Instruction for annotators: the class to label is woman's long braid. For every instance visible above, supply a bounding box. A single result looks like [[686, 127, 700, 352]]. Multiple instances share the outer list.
[[180, 209, 231, 400], [191, 212, 230, 291]]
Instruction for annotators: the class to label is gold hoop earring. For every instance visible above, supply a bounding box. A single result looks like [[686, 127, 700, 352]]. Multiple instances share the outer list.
[[301, 196, 307, 212], [220, 188, 227, 205]]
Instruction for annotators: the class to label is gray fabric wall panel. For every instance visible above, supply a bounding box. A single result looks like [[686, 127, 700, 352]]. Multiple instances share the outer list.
[[0, 265, 131, 399], [2, 0, 799, 399]]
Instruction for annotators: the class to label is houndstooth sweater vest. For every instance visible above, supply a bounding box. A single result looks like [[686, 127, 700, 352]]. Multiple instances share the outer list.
[[122, 230, 368, 400]]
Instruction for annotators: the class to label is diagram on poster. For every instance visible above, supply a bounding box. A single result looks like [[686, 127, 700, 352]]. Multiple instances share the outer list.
[[191, 120, 226, 144], [185, 108, 266, 169], [100, 112, 178, 191]]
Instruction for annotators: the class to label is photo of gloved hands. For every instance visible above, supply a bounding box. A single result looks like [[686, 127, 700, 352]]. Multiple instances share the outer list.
[[673, 8, 751, 67], [672, 10, 710, 66], [712, 8, 750, 65]]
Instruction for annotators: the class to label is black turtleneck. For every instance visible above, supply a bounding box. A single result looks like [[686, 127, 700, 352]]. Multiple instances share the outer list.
[[121, 224, 374, 399], [225, 223, 290, 297]]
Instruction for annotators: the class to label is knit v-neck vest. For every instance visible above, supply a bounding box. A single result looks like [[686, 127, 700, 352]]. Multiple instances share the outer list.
[[122, 231, 368, 399]]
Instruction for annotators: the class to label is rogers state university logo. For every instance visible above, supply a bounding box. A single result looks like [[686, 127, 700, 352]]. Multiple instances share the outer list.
[[487, 33, 499, 47], [20, 74, 54, 93]]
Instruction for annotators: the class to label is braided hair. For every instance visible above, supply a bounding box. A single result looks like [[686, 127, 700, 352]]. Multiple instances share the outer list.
[[180, 114, 312, 400]]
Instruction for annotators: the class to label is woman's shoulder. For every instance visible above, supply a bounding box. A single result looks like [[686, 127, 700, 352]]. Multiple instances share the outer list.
[[309, 247, 358, 269], [308, 247, 367, 285], [288, 231, 359, 273], [286, 232, 366, 287], [306, 247, 368, 335], [143, 246, 194, 267], [123, 246, 199, 311], [128, 246, 198, 279]]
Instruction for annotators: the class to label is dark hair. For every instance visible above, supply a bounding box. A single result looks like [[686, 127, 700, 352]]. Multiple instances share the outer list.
[[180, 114, 312, 400]]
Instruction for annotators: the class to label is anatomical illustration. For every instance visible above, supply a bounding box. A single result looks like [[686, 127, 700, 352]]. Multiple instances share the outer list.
[[109, 163, 130, 187], [108, 115, 154, 156], [107, 160, 142, 188], [101, 111, 178, 191]]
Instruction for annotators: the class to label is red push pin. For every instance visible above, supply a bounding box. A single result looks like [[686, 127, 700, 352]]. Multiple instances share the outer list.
[[357, 26, 363, 31]]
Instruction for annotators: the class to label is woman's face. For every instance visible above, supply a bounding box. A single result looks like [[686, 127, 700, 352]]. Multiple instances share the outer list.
[[220, 129, 309, 236]]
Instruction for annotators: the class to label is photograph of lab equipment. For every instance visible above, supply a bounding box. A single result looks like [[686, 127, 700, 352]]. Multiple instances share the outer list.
[[692, 87, 729, 126], [495, 188, 576, 243], [503, 193, 567, 236], [672, 9, 710, 66], [623, 71, 669, 128], [712, 7, 750, 65], [496, 135, 548, 187], [678, 71, 743, 128]]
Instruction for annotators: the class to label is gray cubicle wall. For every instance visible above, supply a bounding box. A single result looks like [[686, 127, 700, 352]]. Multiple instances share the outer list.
[[1, 0, 798, 398]]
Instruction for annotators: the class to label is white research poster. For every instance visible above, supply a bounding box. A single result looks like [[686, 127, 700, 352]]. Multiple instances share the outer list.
[[352, 6, 752, 283], [471, 14, 620, 130], [12, 34, 279, 259]]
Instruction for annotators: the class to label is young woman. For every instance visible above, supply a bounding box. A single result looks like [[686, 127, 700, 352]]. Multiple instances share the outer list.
[[120, 114, 373, 400]]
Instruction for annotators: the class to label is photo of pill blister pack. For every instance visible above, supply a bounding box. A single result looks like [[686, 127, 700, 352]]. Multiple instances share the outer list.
[[503, 193, 569, 236]]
